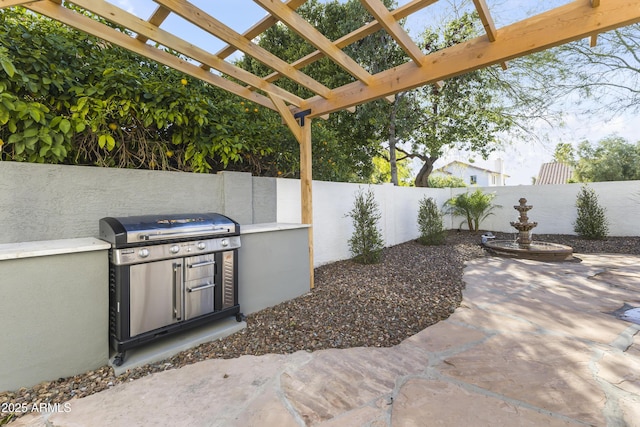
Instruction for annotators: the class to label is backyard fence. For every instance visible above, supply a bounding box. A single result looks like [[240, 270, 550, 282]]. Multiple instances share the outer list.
[[1, 162, 639, 391], [276, 177, 640, 266], [1, 162, 639, 265]]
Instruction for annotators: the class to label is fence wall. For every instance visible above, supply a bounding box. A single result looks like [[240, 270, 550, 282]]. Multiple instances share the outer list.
[[0, 163, 638, 390], [0, 162, 277, 244], [277, 178, 640, 266], [5, 163, 636, 251], [277, 178, 449, 266], [458, 182, 640, 237]]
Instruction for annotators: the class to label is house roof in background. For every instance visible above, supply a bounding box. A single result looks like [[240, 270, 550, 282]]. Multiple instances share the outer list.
[[535, 162, 573, 185], [434, 160, 510, 177]]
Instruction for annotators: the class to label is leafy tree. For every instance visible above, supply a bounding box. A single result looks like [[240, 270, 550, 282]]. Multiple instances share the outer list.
[[417, 197, 446, 245], [574, 137, 640, 182], [443, 189, 499, 232], [574, 185, 609, 240], [554, 136, 640, 182], [346, 187, 385, 264], [398, 13, 514, 187], [369, 155, 413, 186], [553, 142, 575, 165], [237, 0, 418, 184], [0, 7, 277, 173], [553, 24, 640, 116]]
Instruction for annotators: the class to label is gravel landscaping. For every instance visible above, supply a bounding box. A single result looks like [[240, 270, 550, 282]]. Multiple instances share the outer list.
[[2, 230, 640, 422]]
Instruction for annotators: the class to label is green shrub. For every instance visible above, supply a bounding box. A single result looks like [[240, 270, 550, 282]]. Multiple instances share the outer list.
[[346, 187, 384, 264], [574, 185, 609, 240], [427, 175, 467, 188], [417, 196, 446, 245], [443, 189, 500, 232]]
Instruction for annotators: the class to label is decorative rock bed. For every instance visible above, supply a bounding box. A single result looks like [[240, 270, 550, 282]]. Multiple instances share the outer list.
[[2, 231, 640, 423]]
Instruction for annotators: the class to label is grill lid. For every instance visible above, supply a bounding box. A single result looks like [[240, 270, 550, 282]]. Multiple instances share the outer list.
[[100, 213, 239, 246]]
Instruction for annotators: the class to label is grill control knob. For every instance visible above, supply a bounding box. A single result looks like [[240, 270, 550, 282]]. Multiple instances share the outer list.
[[138, 248, 150, 258], [170, 245, 180, 254], [221, 238, 229, 247], [197, 242, 206, 250]]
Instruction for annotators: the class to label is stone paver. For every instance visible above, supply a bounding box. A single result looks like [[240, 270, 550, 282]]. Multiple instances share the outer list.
[[11, 253, 640, 427], [391, 378, 583, 426]]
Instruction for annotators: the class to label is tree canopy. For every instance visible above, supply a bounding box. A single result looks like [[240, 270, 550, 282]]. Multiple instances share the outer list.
[[553, 136, 640, 182], [0, 7, 281, 174], [237, 0, 413, 183], [3, 3, 637, 187], [398, 12, 515, 187], [552, 24, 640, 116]]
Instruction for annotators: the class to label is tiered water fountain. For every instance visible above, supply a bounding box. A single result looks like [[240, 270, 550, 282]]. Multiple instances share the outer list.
[[483, 198, 573, 261]]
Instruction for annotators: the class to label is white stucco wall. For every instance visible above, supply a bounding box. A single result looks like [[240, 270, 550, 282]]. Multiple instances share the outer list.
[[277, 178, 448, 266], [278, 178, 640, 267], [478, 181, 640, 237]]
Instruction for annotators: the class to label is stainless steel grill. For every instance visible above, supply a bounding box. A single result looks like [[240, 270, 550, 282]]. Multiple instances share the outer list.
[[99, 213, 242, 366]]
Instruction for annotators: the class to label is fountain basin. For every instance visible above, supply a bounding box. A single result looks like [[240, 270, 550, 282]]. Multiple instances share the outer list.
[[484, 240, 573, 262]]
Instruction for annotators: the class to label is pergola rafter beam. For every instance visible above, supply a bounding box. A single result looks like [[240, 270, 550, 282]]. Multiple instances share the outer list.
[[590, 0, 601, 46], [68, 0, 304, 107], [136, 6, 170, 43], [471, 0, 509, 70], [252, 0, 373, 84], [298, 0, 640, 118], [153, 0, 333, 99], [216, 0, 308, 60], [472, 0, 497, 42], [24, 0, 278, 112], [0, 0, 38, 6], [260, 0, 437, 84], [359, 0, 424, 65]]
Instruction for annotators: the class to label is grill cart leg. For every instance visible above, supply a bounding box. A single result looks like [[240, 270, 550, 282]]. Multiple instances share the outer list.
[[113, 352, 125, 366], [235, 312, 246, 322]]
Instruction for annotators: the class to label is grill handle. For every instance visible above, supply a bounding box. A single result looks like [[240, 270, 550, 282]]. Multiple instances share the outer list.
[[188, 260, 215, 269], [173, 263, 182, 320], [137, 226, 230, 241], [187, 282, 215, 293]]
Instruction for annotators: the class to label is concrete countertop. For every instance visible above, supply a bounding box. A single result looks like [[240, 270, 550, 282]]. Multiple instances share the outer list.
[[0, 237, 110, 261]]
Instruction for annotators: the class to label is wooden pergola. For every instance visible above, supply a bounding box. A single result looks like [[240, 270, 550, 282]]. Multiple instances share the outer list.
[[2, 0, 640, 287]]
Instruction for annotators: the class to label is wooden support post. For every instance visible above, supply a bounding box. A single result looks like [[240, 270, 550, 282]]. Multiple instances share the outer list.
[[268, 93, 314, 289], [300, 118, 314, 289]]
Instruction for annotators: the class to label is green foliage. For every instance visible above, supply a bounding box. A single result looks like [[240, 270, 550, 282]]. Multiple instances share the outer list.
[[427, 175, 467, 188], [444, 189, 499, 232], [574, 185, 609, 240], [0, 7, 278, 173], [411, 13, 514, 187], [553, 142, 575, 165], [346, 187, 385, 264], [370, 156, 413, 186], [553, 137, 640, 183], [236, 0, 412, 183], [417, 197, 446, 245], [573, 137, 640, 182]]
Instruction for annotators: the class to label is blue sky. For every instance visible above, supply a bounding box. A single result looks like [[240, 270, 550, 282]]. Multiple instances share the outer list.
[[106, 0, 639, 184]]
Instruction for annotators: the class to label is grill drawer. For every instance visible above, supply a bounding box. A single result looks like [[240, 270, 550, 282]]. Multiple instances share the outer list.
[[184, 254, 215, 281]]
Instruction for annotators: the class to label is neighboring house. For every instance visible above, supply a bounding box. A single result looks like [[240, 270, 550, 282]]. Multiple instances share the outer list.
[[432, 159, 509, 186], [535, 162, 573, 185]]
